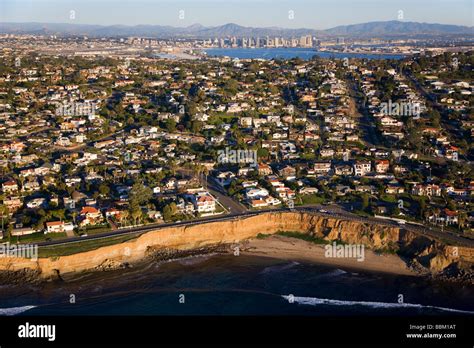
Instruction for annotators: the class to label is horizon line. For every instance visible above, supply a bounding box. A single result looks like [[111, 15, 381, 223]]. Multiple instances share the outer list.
[[0, 19, 472, 31]]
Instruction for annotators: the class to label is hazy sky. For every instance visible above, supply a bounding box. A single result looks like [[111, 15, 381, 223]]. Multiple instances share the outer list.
[[1, 0, 472, 29]]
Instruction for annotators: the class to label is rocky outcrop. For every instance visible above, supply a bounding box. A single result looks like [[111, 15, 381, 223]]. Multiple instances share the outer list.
[[0, 212, 472, 281]]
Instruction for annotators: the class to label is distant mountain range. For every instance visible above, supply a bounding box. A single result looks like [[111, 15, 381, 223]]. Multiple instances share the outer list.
[[0, 20, 472, 39]]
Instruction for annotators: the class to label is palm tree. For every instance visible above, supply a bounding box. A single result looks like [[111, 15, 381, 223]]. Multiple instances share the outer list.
[[120, 210, 129, 227], [457, 211, 467, 230], [131, 209, 142, 226], [71, 211, 77, 225]]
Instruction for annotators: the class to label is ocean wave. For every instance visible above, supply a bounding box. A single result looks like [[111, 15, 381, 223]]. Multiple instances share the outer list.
[[281, 295, 474, 314], [261, 261, 300, 274], [176, 254, 216, 266], [321, 269, 347, 278], [0, 305, 36, 316]]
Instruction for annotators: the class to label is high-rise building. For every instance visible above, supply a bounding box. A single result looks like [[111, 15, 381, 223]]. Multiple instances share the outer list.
[[299, 35, 313, 48]]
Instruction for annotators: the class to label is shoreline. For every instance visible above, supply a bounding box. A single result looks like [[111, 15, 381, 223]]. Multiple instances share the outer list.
[[201, 47, 407, 59], [0, 237, 420, 285], [242, 235, 419, 276], [0, 212, 472, 283]]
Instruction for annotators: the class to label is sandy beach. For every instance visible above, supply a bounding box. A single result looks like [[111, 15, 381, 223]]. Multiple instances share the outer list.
[[243, 235, 418, 276]]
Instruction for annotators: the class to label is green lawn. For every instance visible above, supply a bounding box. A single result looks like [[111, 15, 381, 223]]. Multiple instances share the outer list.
[[11, 232, 68, 244], [38, 234, 139, 258], [299, 194, 326, 205], [79, 224, 111, 235]]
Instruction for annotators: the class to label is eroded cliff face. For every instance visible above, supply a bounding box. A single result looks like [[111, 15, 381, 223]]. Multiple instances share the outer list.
[[0, 212, 471, 280]]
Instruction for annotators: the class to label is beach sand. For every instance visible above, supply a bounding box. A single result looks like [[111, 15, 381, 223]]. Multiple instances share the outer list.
[[243, 235, 417, 276]]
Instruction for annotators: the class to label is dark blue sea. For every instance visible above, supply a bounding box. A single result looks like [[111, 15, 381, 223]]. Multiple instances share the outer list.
[[204, 48, 406, 60], [0, 254, 473, 316]]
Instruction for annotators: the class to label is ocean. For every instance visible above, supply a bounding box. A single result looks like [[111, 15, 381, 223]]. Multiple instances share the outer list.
[[203, 48, 406, 60], [0, 254, 473, 316]]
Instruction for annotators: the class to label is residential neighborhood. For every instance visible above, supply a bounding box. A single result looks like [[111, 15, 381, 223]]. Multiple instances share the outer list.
[[0, 36, 472, 245]]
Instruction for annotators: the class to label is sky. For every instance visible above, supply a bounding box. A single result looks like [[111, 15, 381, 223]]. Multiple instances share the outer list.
[[0, 0, 472, 29]]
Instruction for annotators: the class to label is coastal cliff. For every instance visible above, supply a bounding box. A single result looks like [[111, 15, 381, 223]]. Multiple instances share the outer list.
[[0, 212, 472, 281]]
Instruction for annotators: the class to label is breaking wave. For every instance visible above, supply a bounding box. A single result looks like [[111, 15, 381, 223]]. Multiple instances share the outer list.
[[261, 261, 300, 274], [0, 305, 37, 316], [281, 295, 474, 314]]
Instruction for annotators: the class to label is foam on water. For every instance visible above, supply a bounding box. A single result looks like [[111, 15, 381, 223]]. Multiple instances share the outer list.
[[282, 295, 474, 314], [261, 261, 300, 274], [0, 305, 36, 316]]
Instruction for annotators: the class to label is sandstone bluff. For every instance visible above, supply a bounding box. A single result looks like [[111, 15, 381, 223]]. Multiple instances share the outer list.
[[0, 212, 472, 281]]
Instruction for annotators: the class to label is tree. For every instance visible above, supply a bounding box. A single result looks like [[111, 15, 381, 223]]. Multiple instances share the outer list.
[[165, 118, 176, 132], [458, 211, 467, 230], [120, 210, 129, 226], [361, 193, 369, 211], [131, 207, 142, 225], [392, 206, 401, 216], [129, 180, 152, 208], [257, 148, 269, 160], [0, 204, 9, 234], [99, 184, 110, 196], [162, 203, 177, 221], [418, 197, 427, 218]]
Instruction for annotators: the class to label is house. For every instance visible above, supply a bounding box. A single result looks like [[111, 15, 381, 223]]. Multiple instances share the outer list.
[[246, 187, 269, 199], [193, 192, 216, 213], [79, 206, 103, 226], [375, 160, 390, 174], [385, 185, 405, 194], [265, 196, 281, 206], [251, 199, 268, 208], [355, 185, 376, 194], [215, 171, 236, 187], [354, 161, 371, 176], [258, 164, 273, 176], [299, 187, 319, 195], [314, 162, 332, 176], [80, 206, 102, 219], [239, 117, 253, 127], [3, 197, 22, 213], [147, 210, 163, 221], [442, 209, 459, 225], [238, 167, 254, 176], [105, 208, 122, 218], [429, 209, 459, 226], [336, 185, 352, 196], [278, 165, 296, 180], [2, 180, 18, 193], [22, 180, 40, 192], [411, 184, 442, 197], [334, 164, 353, 176], [320, 148, 335, 158], [242, 181, 258, 188], [45, 221, 74, 233], [11, 227, 39, 237]]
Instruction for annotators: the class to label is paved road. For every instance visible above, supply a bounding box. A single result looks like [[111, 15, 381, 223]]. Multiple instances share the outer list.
[[403, 71, 468, 152], [203, 174, 248, 214], [32, 204, 474, 249], [175, 168, 248, 215], [347, 76, 383, 147]]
